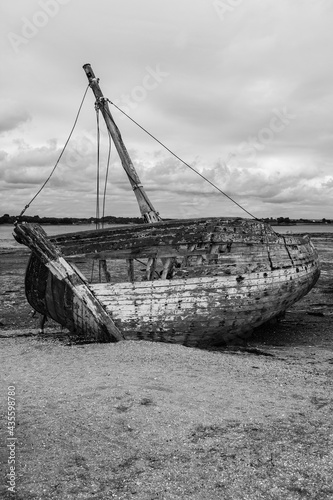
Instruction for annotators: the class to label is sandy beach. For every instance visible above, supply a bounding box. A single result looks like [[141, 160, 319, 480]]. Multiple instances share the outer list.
[[1, 233, 333, 499]]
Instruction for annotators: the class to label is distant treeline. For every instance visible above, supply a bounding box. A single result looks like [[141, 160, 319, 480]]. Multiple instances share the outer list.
[[0, 214, 145, 225], [0, 214, 331, 225], [262, 217, 331, 225]]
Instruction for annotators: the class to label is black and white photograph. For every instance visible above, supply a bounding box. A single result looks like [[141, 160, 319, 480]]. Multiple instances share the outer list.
[[1, 1, 333, 498]]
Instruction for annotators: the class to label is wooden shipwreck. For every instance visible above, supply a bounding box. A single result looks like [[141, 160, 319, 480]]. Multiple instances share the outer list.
[[13, 65, 320, 347]]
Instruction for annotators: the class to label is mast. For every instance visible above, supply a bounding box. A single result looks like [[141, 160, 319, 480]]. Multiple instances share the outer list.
[[83, 64, 161, 223]]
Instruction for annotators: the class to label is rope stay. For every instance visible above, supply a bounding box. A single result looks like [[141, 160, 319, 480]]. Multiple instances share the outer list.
[[108, 99, 260, 221], [94, 111, 116, 229], [95, 106, 101, 228], [102, 129, 112, 227], [17, 84, 90, 220]]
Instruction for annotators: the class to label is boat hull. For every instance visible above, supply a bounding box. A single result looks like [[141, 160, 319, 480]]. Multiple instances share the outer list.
[[14, 218, 320, 345]]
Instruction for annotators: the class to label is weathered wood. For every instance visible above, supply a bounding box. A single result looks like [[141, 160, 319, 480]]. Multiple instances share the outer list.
[[18, 219, 319, 266], [14, 216, 320, 345], [146, 258, 156, 281], [51, 218, 279, 258], [98, 259, 111, 282], [90, 257, 320, 346], [126, 259, 134, 283], [14, 223, 123, 342]]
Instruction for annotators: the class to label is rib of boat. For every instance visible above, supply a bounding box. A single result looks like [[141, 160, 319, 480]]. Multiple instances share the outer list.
[[13, 64, 320, 347]]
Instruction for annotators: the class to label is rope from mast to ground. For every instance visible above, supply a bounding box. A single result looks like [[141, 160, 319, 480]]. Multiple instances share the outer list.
[[17, 84, 90, 220]]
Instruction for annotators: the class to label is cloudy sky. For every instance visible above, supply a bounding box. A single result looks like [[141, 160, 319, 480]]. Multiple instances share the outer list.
[[1, 0, 333, 220]]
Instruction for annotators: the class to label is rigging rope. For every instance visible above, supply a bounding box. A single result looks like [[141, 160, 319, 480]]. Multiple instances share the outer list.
[[102, 129, 112, 227], [108, 99, 260, 221], [95, 113, 113, 229], [95, 107, 101, 228], [17, 84, 90, 220]]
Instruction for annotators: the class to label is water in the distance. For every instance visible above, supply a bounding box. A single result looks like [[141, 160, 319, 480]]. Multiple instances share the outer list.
[[0, 224, 112, 249], [273, 224, 333, 234]]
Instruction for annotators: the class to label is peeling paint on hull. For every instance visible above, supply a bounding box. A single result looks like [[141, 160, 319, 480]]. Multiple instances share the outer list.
[[13, 218, 320, 345], [90, 262, 319, 346]]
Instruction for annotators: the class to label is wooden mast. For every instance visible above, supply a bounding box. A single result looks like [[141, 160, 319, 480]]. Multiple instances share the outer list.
[[83, 64, 161, 224]]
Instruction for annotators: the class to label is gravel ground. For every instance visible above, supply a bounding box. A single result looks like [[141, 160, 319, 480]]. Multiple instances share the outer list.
[[0, 234, 333, 499]]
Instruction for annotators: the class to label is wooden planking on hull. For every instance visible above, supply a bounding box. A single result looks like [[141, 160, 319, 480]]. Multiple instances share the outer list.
[[90, 259, 320, 346]]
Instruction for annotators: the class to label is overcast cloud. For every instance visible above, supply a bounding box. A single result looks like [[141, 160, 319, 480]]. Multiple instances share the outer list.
[[1, 0, 332, 219]]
